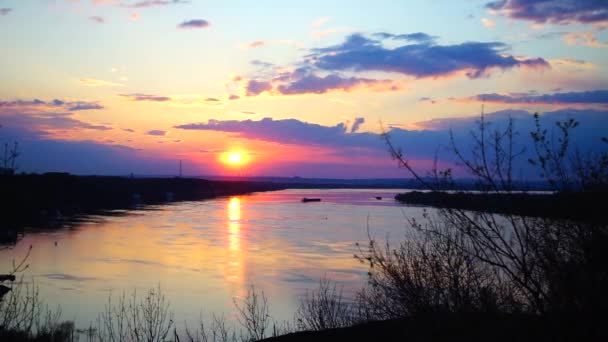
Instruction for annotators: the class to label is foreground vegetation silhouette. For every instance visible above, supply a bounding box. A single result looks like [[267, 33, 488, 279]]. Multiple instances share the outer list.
[[1, 112, 607, 341]]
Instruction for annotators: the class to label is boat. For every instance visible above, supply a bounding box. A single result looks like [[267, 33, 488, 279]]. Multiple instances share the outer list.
[[375, 196, 382, 200], [301, 198, 321, 202]]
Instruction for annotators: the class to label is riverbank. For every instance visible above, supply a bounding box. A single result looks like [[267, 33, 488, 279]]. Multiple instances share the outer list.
[[395, 190, 607, 223], [1, 174, 287, 243], [261, 313, 605, 342]]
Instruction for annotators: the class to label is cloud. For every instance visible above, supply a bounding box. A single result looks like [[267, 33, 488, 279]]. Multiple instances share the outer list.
[[0, 98, 104, 112], [122, 0, 189, 8], [122, 128, 135, 132], [406, 109, 608, 178], [79, 78, 124, 87], [245, 80, 273, 96], [373, 32, 436, 43], [173, 117, 440, 160], [311, 17, 330, 27], [538, 31, 608, 48], [43, 116, 112, 131], [469, 90, 608, 105], [275, 72, 396, 95], [250, 60, 275, 69], [350, 117, 365, 133], [0, 122, 179, 175], [146, 129, 168, 136], [563, 31, 608, 48], [481, 17, 496, 28], [129, 12, 140, 21], [419, 97, 437, 104], [173, 109, 608, 174], [228, 94, 240, 100], [117, 94, 227, 107], [89, 16, 105, 24], [67, 102, 105, 111], [240, 32, 548, 97], [0, 8, 12, 16], [242, 66, 401, 96], [0, 111, 112, 133], [310, 33, 549, 79], [486, 0, 608, 25], [547, 58, 596, 71], [174, 117, 378, 149], [119, 93, 171, 102], [248, 40, 265, 48], [177, 19, 209, 29], [92, 0, 118, 5]]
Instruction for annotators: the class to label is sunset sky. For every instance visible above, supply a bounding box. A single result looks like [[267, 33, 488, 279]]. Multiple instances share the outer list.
[[1, 0, 607, 178]]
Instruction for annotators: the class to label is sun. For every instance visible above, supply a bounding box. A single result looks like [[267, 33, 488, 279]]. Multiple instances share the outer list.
[[227, 152, 242, 164], [221, 151, 247, 167]]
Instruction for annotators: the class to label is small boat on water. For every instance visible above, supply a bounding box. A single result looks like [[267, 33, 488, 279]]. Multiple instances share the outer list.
[[301, 198, 321, 202], [375, 196, 382, 200]]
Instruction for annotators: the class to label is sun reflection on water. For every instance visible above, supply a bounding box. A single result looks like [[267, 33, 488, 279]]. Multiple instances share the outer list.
[[226, 197, 243, 287]]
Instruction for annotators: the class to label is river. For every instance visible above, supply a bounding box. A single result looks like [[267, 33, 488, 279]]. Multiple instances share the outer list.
[[0, 188, 426, 332]]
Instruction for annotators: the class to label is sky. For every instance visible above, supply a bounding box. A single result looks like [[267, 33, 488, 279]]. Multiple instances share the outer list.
[[0, 0, 607, 178]]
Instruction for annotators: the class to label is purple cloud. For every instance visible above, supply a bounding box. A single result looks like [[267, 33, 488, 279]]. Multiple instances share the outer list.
[[419, 97, 437, 104], [205, 97, 220, 102], [49, 117, 112, 131], [146, 129, 167, 136], [350, 117, 365, 133], [276, 73, 392, 95], [68, 102, 105, 111], [243, 66, 399, 96], [373, 32, 436, 43], [119, 93, 171, 102], [0, 8, 12, 16], [173, 109, 608, 176], [89, 16, 105, 24], [0, 98, 104, 112], [175, 117, 363, 147], [0, 111, 112, 132], [310, 34, 549, 79], [472, 90, 608, 105], [177, 19, 209, 29], [123, 0, 190, 8], [0, 122, 176, 175], [173, 117, 440, 159], [251, 60, 275, 68], [246, 80, 273, 96], [228, 94, 240, 100], [241, 32, 550, 97], [486, 0, 608, 25]]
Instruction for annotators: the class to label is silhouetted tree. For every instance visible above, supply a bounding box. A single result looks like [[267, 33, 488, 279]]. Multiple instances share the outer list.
[[358, 111, 608, 319]]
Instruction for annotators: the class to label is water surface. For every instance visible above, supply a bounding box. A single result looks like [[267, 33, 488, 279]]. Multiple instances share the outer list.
[[1, 189, 424, 328]]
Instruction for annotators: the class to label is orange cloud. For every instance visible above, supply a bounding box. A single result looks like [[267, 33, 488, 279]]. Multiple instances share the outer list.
[[80, 78, 124, 87], [481, 18, 496, 28], [563, 31, 608, 48]]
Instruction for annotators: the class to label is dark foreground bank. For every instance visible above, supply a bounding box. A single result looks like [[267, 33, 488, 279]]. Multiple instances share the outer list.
[[1, 174, 287, 242], [261, 313, 606, 342]]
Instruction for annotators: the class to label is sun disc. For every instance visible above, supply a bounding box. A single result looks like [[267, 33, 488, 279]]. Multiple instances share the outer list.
[[227, 152, 242, 164]]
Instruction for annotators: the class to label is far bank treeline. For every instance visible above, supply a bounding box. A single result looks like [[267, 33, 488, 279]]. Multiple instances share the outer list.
[[395, 190, 607, 224], [1, 174, 286, 239]]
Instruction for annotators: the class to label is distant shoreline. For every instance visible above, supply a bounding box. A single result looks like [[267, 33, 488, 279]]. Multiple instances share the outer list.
[[1, 174, 287, 244], [395, 190, 607, 223]]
